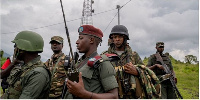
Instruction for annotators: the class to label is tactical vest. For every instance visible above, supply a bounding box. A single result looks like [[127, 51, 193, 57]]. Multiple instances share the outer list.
[[2, 61, 50, 99], [102, 46, 161, 99], [45, 53, 66, 98], [153, 53, 172, 76], [103, 46, 144, 98]]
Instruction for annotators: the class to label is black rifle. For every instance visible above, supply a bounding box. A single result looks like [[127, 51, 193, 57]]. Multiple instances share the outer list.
[[59, 0, 79, 98], [155, 53, 183, 99], [117, 54, 131, 95], [61, 52, 79, 99]]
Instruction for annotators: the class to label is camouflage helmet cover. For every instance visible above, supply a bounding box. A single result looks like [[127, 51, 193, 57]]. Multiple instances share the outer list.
[[12, 31, 44, 52]]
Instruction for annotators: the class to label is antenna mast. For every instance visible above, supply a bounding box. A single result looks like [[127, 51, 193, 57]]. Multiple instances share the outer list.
[[81, 0, 94, 25]]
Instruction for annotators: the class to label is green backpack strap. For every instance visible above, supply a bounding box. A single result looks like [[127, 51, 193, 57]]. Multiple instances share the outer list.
[[51, 56, 62, 78]]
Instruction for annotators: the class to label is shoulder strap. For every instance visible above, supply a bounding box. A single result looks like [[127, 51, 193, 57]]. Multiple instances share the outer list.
[[51, 56, 62, 77]]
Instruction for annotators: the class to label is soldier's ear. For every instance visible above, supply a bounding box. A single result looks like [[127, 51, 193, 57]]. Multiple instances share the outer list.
[[89, 37, 95, 44]]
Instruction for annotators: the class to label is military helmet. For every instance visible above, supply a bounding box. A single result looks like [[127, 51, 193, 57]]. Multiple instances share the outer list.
[[12, 31, 44, 52], [109, 25, 129, 40]]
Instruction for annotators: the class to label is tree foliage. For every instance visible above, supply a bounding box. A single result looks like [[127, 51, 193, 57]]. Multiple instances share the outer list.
[[185, 55, 198, 64], [0, 50, 4, 58]]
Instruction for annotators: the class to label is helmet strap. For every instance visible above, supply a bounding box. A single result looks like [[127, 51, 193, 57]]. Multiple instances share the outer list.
[[13, 47, 24, 59]]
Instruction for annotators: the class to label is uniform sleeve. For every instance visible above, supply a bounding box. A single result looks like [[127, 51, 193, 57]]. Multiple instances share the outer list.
[[19, 68, 49, 99], [98, 61, 118, 92], [146, 55, 153, 67], [169, 58, 174, 70], [133, 51, 144, 65]]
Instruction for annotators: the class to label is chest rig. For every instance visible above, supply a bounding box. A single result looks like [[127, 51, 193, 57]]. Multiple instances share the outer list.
[[153, 53, 172, 75], [4, 60, 45, 99]]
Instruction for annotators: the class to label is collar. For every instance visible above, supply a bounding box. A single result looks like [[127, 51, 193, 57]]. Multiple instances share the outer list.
[[51, 51, 64, 60], [108, 45, 132, 56], [80, 51, 98, 61], [22, 55, 41, 70]]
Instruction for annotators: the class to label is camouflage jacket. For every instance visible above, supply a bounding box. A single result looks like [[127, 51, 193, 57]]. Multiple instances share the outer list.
[[146, 52, 173, 77], [2, 56, 51, 99], [102, 45, 161, 99], [45, 52, 66, 99]]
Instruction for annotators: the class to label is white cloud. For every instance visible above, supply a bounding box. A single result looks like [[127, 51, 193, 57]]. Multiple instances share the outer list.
[[1, 0, 199, 62], [170, 48, 199, 62]]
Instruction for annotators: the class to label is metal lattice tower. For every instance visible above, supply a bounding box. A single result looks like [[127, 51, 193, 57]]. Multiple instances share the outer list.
[[81, 0, 94, 25]]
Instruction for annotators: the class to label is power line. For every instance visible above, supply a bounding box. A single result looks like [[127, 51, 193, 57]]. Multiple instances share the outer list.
[[103, 12, 118, 32], [2, 0, 131, 34], [2, 8, 116, 34], [103, 0, 132, 32], [121, 0, 132, 9]]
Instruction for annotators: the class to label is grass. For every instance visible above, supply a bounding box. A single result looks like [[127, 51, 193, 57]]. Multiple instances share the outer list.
[[0, 55, 199, 99]]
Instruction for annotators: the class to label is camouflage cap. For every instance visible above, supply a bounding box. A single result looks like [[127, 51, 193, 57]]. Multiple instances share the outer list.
[[156, 42, 164, 47], [50, 36, 63, 44]]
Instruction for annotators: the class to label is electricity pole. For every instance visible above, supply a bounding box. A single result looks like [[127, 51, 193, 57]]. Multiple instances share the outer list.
[[116, 5, 121, 25]]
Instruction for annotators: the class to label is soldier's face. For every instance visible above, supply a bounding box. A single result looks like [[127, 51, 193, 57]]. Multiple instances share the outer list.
[[156, 46, 164, 53], [51, 41, 63, 53], [76, 34, 91, 53], [112, 34, 124, 48]]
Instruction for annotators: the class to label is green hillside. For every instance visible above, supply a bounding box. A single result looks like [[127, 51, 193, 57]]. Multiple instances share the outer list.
[[143, 55, 199, 99]]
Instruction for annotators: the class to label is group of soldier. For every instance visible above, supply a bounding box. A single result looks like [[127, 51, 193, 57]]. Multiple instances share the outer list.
[[1, 24, 178, 99]]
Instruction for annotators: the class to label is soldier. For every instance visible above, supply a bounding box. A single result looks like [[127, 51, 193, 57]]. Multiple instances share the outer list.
[[44, 36, 66, 99], [64, 25, 118, 99], [1, 31, 51, 99], [146, 42, 177, 99], [102, 25, 160, 99]]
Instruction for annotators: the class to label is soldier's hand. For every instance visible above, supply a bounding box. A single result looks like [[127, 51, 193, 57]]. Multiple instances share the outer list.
[[174, 77, 177, 84], [66, 72, 86, 97], [155, 64, 165, 70], [124, 62, 138, 76]]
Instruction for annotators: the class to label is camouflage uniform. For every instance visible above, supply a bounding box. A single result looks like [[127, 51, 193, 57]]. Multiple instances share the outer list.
[[65, 51, 118, 99], [45, 36, 67, 99], [2, 56, 51, 99], [102, 45, 161, 99], [147, 44, 177, 99]]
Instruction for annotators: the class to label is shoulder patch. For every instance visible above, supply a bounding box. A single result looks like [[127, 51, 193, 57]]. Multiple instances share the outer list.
[[87, 56, 103, 68]]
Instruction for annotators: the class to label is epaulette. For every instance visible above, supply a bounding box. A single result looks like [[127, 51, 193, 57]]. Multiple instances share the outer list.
[[101, 50, 108, 55], [87, 53, 119, 68]]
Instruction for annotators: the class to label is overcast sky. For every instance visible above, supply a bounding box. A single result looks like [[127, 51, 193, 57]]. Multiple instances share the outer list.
[[1, 0, 199, 62]]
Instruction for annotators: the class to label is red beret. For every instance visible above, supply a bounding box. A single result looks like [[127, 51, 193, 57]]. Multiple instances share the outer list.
[[78, 25, 103, 40]]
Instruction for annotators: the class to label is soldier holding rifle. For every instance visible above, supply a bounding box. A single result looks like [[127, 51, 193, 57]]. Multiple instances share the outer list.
[[102, 25, 161, 99], [146, 42, 181, 99]]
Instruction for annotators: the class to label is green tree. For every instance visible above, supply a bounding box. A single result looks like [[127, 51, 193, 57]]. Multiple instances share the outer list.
[[1, 50, 4, 58], [185, 55, 198, 64]]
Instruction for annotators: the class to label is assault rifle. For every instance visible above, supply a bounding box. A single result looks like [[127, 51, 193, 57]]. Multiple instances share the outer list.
[[59, 0, 79, 98], [117, 54, 131, 96], [155, 53, 183, 99]]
